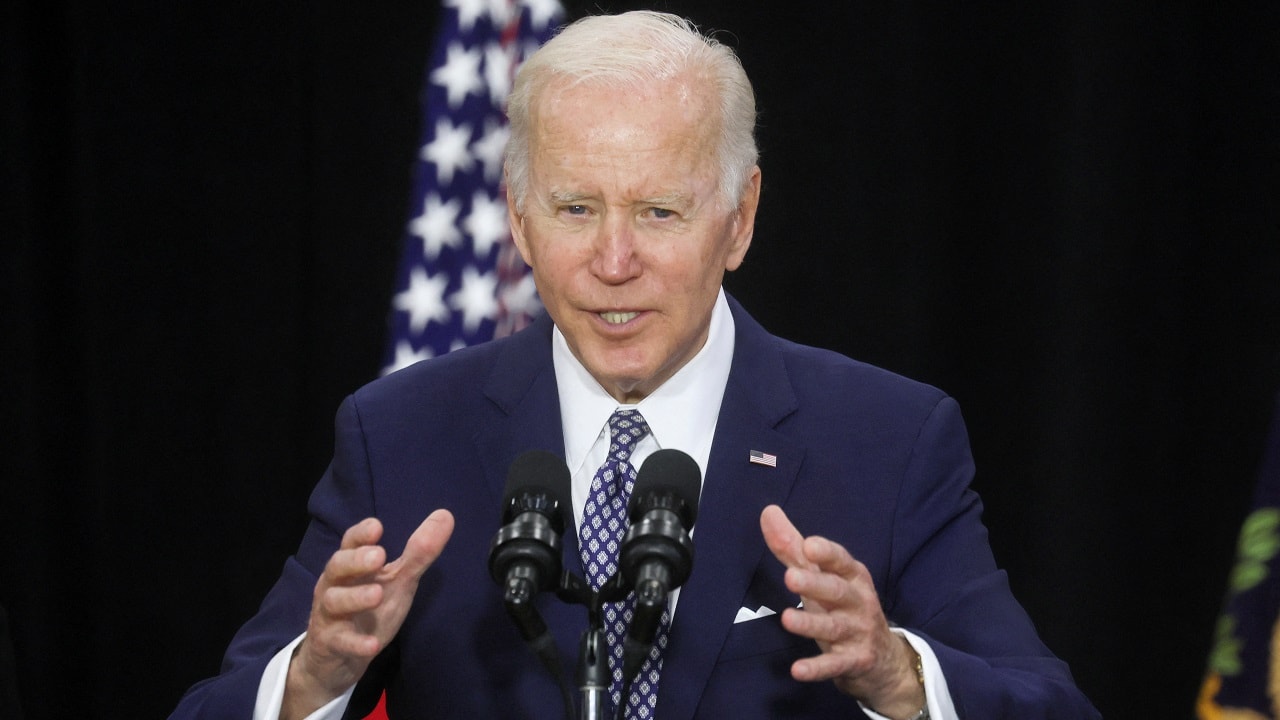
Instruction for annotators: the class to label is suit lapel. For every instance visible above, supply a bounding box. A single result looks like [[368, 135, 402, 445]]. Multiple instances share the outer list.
[[473, 314, 565, 504], [659, 297, 806, 720], [469, 317, 592, 665]]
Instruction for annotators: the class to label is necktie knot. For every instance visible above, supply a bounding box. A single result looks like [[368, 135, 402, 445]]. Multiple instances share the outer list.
[[608, 409, 650, 465]]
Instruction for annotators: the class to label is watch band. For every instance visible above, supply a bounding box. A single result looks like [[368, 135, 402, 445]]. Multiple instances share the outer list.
[[905, 636, 928, 720]]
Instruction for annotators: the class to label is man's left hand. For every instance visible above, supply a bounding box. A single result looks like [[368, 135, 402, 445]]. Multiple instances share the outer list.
[[760, 504, 925, 719]]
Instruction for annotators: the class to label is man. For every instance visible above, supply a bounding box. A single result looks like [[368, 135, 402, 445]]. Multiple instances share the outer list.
[[171, 11, 1099, 720]]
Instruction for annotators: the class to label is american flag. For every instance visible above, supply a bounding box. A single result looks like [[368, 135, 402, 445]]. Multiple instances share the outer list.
[[749, 450, 777, 468], [382, 0, 565, 375]]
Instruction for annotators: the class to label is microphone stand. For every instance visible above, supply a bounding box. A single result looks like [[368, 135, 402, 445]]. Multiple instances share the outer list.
[[577, 625, 609, 720], [558, 571, 633, 720]]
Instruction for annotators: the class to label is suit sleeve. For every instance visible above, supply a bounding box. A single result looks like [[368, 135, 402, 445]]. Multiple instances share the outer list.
[[884, 396, 1101, 719], [168, 395, 380, 720]]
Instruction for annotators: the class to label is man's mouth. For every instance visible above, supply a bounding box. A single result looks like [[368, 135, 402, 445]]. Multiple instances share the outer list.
[[599, 311, 639, 325]]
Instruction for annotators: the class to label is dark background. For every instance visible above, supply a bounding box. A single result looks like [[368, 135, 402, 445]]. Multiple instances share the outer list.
[[4, 1, 1278, 718]]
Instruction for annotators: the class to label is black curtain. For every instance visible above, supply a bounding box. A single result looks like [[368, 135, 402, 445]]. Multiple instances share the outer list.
[[3, 2, 1277, 718]]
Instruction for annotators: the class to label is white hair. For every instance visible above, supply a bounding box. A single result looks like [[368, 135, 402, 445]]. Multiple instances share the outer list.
[[505, 10, 758, 212]]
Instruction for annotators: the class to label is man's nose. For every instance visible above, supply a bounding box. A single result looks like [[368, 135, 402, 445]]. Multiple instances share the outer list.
[[590, 216, 641, 284]]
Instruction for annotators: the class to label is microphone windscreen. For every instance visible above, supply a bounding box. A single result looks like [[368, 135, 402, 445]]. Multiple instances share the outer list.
[[502, 450, 572, 523], [631, 449, 702, 528]]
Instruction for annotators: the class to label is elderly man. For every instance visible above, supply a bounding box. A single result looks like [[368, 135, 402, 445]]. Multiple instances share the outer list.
[[170, 11, 1098, 720]]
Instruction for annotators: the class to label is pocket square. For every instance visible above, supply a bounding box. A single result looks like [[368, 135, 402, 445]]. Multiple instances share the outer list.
[[733, 605, 778, 624]]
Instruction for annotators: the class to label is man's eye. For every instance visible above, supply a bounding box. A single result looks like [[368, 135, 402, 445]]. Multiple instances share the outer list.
[[564, 205, 588, 215], [649, 208, 675, 219]]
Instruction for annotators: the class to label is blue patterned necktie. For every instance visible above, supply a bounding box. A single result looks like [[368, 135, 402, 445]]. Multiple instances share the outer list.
[[579, 409, 671, 719]]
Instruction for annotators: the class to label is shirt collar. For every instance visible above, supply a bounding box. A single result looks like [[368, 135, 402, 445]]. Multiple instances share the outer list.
[[554, 289, 736, 480]]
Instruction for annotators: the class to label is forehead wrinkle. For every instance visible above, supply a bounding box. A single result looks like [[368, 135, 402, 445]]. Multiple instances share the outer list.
[[543, 151, 705, 206], [537, 75, 714, 151], [528, 76, 722, 211]]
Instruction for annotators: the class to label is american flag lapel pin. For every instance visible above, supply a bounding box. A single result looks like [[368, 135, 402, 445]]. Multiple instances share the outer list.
[[749, 449, 777, 467]]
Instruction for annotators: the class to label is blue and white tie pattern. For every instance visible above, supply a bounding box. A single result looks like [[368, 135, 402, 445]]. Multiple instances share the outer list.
[[578, 409, 671, 719]]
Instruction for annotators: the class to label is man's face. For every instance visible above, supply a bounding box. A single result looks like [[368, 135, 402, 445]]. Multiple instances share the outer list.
[[509, 76, 760, 404]]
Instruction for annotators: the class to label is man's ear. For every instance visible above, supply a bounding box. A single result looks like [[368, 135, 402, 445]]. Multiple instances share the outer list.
[[505, 168, 533, 267], [725, 165, 762, 272]]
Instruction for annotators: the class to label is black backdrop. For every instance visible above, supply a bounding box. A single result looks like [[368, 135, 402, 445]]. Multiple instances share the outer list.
[[3, 1, 1278, 718]]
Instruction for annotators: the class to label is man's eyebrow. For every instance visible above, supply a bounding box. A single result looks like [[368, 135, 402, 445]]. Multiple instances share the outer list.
[[640, 192, 692, 207], [545, 190, 694, 207], [549, 190, 591, 204]]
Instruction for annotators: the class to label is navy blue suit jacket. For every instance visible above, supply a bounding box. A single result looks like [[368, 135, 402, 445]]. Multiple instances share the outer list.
[[170, 296, 1099, 719]]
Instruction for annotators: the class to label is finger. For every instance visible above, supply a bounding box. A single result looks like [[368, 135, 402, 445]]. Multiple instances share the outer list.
[[780, 599, 879, 645], [760, 505, 813, 570], [384, 509, 455, 582], [320, 518, 390, 588], [783, 566, 862, 612], [323, 545, 388, 586], [317, 582, 385, 617], [791, 645, 872, 684], [801, 535, 861, 578], [787, 548, 873, 605], [779, 605, 826, 643], [784, 605, 894, 684], [340, 517, 384, 550]]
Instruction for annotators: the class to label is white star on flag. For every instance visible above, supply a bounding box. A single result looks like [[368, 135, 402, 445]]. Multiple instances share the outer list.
[[483, 42, 517, 106], [431, 42, 485, 109], [447, 0, 493, 33], [500, 272, 540, 321], [421, 118, 475, 186], [471, 119, 510, 182], [383, 0, 564, 376], [450, 266, 501, 332], [409, 193, 464, 261], [521, 0, 562, 30], [393, 267, 451, 335], [464, 190, 510, 259]]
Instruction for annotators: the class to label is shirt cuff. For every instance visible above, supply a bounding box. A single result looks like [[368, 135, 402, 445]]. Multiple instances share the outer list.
[[253, 633, 356, 720], [858, 629, 958, 720]]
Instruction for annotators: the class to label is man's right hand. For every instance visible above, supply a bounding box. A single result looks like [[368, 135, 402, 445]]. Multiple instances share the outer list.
[[282, 510, 455, 720]]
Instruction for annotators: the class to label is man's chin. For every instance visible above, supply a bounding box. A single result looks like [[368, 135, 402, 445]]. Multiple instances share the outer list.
[[585, 363, 658, 404]]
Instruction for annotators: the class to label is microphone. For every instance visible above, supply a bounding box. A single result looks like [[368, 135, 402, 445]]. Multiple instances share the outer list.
[[488, 450, 576, 720], [618, 449, 701, 682], [488, 450, 572, 640]]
